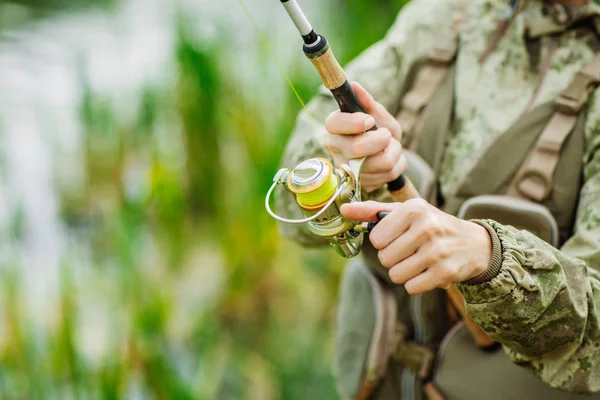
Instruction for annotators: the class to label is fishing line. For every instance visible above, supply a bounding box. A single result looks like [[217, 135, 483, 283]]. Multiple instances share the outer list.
[[235, 0, 339, 164]]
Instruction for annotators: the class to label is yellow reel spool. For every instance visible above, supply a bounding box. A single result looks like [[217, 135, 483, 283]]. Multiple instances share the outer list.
[[287, 158, 339, 209]]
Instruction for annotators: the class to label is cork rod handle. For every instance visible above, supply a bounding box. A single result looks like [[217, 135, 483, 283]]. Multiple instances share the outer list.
[[388, 176, 420, 203], [305, 42, 420, 202]]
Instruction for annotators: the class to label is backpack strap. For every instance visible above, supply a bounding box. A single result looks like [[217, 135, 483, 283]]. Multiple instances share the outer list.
[[507, 54, 600, 201], [396, 42, 458, 151], [395, 3, 466, 152]]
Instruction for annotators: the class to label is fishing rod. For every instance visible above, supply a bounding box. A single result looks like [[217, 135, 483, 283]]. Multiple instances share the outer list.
[[265, 0, 419, 258], [264, 2, 498, 349], [280, 0, 418, 201]]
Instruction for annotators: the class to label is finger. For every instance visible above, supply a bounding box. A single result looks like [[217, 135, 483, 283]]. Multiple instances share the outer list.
[[325, 129, 391, 159], [362, 139, 403, 173], [360, 154, 408, 188], [351, 82, 402, 140], [388, 252, 429, 284], [404, 270, 440, 295], [377, 226, 423, 268], [368, 205, 413, 250], [350, 81, 378, 114], [340, 200, 391, 222], [325, 110, 376, 135]]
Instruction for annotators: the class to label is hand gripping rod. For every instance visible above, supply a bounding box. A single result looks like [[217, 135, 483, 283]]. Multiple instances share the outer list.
[[279, 0, 420, 203]]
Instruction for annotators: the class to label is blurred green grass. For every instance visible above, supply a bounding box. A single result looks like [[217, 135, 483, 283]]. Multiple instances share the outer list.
[[0, 0, 408, 398]]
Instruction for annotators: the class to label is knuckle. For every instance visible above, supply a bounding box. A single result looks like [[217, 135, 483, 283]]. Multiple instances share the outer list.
[[388, 269, 403, 285], [417, 228, 432, 243], [380, 152, 397, 171], [404, 281, 419, 295], [393, 159, 404, 175], [427, 223, 443, 238], [369, 233, 384, 250], [420, 224, 442, 242], [407, 199, 429, 217], [378, 127, 392, 139], [436, 244, 451, 261], [413, 198, 429, 210], [392, 138, 403, 154], [324, 111, 340, 132], [377, 250, 393, 268], [406, 208, 420, 220], [407, 201, 427, 218], [398, 153, 408, 172], [386, 164, 402, 181]]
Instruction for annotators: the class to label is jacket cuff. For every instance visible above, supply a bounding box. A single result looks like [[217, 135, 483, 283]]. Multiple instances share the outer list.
[[461, 219, 503, 285]]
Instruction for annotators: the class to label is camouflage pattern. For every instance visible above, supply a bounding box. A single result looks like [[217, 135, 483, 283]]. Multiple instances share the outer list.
[[277, 0, 600, 394]]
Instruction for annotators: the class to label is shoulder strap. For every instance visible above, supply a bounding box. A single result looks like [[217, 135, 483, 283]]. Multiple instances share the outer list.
[[507, 54, 600, 201], [396, 9, 464, 150], [397, 45, 457, 150]]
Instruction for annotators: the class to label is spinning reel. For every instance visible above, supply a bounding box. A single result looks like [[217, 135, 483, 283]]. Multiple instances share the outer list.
[[266, 158, 373, 258]]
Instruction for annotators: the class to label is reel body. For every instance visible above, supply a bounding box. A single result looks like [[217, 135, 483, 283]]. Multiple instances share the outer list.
[[266, 157, 364, 258]]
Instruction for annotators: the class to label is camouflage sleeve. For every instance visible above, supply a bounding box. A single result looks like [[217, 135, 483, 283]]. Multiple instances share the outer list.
[[458, 90, 600, 393], [275, 0, 461, 245]]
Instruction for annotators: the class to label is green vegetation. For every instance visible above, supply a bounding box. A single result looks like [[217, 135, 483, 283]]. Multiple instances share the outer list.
[[0, 1, 408, 398]]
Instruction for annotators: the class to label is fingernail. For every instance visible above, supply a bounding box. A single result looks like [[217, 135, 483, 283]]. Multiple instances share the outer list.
[[364, 117, 375, 131]]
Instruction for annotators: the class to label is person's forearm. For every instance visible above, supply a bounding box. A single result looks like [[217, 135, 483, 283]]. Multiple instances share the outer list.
[[458, 220, 600, 393]]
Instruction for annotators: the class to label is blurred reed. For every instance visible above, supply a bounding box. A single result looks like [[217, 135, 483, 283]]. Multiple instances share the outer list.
[[0, 0, 407, 398]]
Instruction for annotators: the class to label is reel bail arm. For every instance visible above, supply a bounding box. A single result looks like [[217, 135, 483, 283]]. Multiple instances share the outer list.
[[265, 159, 365, 258]]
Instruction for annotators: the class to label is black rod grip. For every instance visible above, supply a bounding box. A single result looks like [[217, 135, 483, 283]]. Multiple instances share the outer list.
[[366, 212, 389, 232], [330, 81, 407, 191]]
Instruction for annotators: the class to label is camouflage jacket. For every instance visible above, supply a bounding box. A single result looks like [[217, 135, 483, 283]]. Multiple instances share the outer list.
[[277, 0, 600, 393]]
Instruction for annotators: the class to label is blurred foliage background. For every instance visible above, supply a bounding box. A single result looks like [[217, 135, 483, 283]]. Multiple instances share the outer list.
[[0, 0, 407, 398]]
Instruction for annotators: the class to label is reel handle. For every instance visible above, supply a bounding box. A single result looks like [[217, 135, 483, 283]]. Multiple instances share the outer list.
[[364, 212, 389, 233], [330, 81, 420, 203]]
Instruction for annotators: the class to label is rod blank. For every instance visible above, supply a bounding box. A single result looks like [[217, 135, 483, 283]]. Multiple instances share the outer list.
[[280, 0, 313, 36]]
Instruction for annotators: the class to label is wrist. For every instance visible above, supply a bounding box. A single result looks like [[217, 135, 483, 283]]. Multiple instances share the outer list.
[[465, 222, 492, 280], [462, 219, 503, 285]]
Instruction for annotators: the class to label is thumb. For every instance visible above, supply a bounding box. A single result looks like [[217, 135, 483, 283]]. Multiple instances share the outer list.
[[351, 81, 401, 139], [341, 201, 392, 222], [351, 81, 378, 115]]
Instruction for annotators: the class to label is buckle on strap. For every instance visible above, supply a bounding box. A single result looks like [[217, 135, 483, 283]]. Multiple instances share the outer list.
[[556, 69, 600, 114], [393, 325, 435, 380]]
